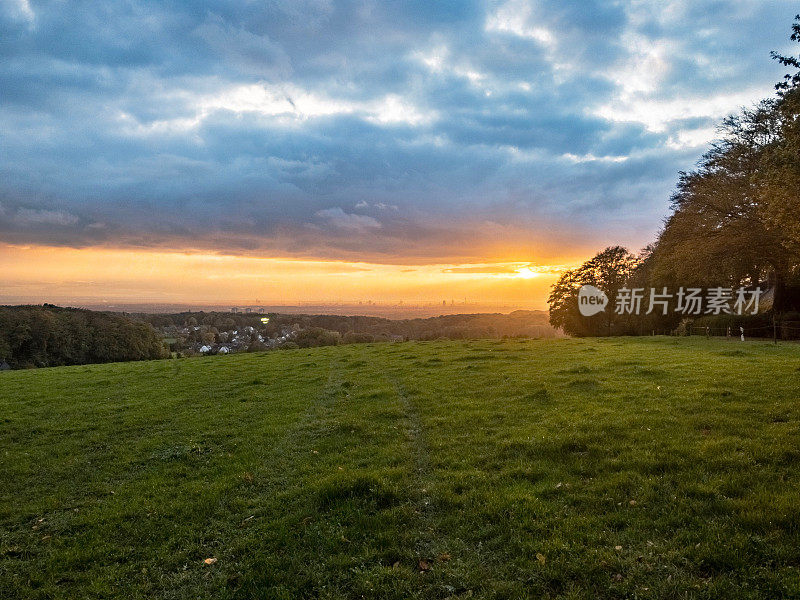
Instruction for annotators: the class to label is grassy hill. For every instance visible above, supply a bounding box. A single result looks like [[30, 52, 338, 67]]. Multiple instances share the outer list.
[[1, 337, 800, 599]]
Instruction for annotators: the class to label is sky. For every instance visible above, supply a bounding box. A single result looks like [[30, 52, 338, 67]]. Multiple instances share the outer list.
[[0, 0, 797, 309]]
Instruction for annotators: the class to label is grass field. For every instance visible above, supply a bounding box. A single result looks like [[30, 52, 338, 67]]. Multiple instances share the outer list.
[[2, 337, 800, 599]]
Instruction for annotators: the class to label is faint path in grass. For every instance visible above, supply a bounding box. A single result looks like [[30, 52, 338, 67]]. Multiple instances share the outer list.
[[238, 351, 347, 508], [186, 351, 350, 595], [257, 351, 345, 476], [390, 376, 435, 563], [212, 347, 427, 598], [382, 360, 474, 599]]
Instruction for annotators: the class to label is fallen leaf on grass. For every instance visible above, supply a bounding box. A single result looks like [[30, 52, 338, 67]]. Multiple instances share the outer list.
[[438, 553, 451, 562], [614, 546, 623, 551], [204, 558, 218, 565], [418, 559, 431, 572], [536, 553, 546, 565]]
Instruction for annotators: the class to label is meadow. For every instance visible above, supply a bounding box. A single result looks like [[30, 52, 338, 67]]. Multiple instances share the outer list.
[[1, 337, 799, 599]]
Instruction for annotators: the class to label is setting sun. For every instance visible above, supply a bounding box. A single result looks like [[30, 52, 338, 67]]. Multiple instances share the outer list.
[[514, 267, 540, 279]]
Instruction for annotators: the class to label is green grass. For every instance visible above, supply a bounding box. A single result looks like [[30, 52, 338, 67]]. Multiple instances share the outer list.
[[2, 337, 800, 599]]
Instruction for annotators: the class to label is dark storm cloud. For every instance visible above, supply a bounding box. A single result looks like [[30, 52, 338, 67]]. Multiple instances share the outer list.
[[0, 0, 796, 260]]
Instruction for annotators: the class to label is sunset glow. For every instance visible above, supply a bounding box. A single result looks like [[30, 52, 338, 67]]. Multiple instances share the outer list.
[[0, 244, 573, 309]]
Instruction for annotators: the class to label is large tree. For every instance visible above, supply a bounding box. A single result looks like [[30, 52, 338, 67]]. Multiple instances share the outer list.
[[548, 246, 639, 336], [650, 16, 800, 310], [652, 102, 785, 288], [763, 15, 800, 269]]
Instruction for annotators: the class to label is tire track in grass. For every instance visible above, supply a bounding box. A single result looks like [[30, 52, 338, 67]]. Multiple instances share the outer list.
[[393, 378, 434, 556], [348, 343, 435, 556], [228, 350, 346, 500], [190, 351, 348, 595], [252, 350, 348, 498], [387, 372, 463, 596], [227, 347, 426, 598], [384, 352, 486, 599]]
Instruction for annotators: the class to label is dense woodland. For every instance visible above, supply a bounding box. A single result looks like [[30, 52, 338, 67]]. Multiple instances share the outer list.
[[549, 17, 800, 338], [0, 305, 168, 369]]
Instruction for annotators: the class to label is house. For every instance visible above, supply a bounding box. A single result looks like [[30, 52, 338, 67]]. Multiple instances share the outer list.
[[0, 361, 10, 371]]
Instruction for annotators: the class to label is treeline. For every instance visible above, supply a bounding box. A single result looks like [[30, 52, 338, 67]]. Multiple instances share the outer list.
[[0, 307, 556, 368], [0, 305, 168, 369], [265, 310, 556, 341], [549, 17, 800, 337], [140, 312, 267, 330], [144, 309, 558, 349]]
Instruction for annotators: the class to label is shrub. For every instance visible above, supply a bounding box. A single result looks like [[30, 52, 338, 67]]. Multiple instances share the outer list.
[[342, 331, 375, 344], [294, 328, 341, 348]]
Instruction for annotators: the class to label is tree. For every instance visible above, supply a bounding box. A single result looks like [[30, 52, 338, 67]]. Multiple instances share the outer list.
[[548, 246, 639, 336], [651, 103, 784, 287], [762, 15, 800, 279], [771, 15, 800, 94], [650, 17, 800, 311]]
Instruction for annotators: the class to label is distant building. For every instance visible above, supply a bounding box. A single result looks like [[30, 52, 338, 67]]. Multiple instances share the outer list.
[[231, 307, 239, 313], [0, 361, 10, 371]]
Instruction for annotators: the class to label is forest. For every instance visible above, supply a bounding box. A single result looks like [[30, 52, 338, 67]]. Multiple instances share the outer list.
[[0, 305, 168, 369]]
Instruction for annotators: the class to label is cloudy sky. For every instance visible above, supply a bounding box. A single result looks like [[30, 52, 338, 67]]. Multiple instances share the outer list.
[[0, 1, 796, 307]]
